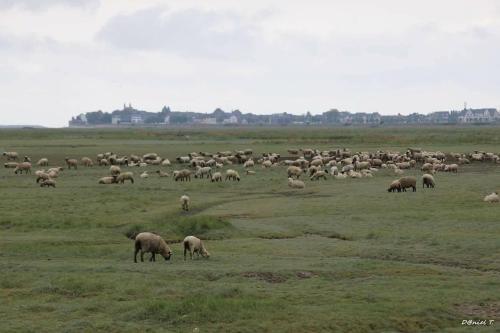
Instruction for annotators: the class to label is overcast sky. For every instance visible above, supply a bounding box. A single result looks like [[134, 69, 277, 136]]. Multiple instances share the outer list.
[[1, 0, 500, 127]]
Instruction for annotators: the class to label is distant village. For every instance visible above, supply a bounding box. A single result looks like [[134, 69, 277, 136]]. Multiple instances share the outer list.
[[68, 103, 500, 127]]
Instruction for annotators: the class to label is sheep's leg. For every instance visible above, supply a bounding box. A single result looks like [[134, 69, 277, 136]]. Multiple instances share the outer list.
[[150, 253, 155, 262], [184, 247, 187, 260], [140, 251, 145, 262], [189, 250, 193, 260], [134, 249, 139, 263]]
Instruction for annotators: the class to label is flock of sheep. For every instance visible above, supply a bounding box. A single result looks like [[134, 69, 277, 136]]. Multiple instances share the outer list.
[[3, 147, 499, 262]]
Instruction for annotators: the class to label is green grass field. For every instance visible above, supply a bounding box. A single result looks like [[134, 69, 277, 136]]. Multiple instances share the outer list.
[[0, 126, 499, 332]]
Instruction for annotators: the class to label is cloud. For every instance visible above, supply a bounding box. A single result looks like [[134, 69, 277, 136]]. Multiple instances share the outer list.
[[97, 7, 258, 59], [0, 0, 97, 10]]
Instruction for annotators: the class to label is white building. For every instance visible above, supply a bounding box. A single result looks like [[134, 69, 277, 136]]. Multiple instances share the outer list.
[[112, 115, 121, 125], [131, 115, 143, 124], [223, 115, 239, 124]]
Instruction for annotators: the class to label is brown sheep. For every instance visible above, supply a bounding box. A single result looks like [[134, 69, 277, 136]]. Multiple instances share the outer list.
[[387, 180, 402, 192], [399, 176, 417, 192], [14, 162, 31, 174], [422, 174, 435, 188], [40, 179, 56, 188], [134, 232, 172, 262], [65, 158, 78, 170], [183, 236, 210, 260]]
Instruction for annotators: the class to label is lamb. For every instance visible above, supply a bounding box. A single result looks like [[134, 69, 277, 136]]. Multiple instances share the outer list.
[[288, 177, 305, 189], [180, 195, 190, 211], [211, 172, 222, 182], [98, 176, 117, 184], [387, 180, 402, 192], [65, 158, 78, 169], [81, 157, 93, 167], [161, 159, 171, 166], [4, 162, 18, 168], [40, 179, 56, 188], [243, 160, 254, 168], [2, 152, 19, 161], [398, 176, 417, 192], [310, 170, 328, 180], [225, 169, 240, 181], [422, 174, 435, 188], [287, 166, 303, 179], [133, 232, 172, 262], [155, 170, 170, 177], [183, 236, 210, 260], [140, 171, 149, 179], [14, 162, 31, 174], [37, 158, 49, 166], [483, 192, 499, 203], [110, 165, 121, 176], [116, 172, 134, 184]]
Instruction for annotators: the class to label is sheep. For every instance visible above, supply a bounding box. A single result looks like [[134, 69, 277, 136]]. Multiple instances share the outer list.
[[387, 180, 402, 192], [2, 152, 19, 161], [176, 156, 190, 164], [394, 168, 404, 176], [183, 236, 210, 260], [36, 158, 49, 166], [310, 170, 328, 181], [243, 160, 254, 168], [133, 232, 172, 263], [225, 169, 240, 181], [155, 170, 170, 177], [99, 158, 109, 166], [354, 161, 370, 171], [116, 172, 134, 184], [14, 162, 31, 174], [422, 174, 435, 188], [287, 166, 303, 179], [4, 162, 18, 168], [484, 192, 499, 203], [143, 153, 159, 161], [161, 159, 171, 166], [421, 163, 434, 173], [246, 170, 256, 175], [330, 166, 339, 176], [288, 177, 305, 189], [195, 166, 212, 179], [334, 173, 347, 180], [98, 176, 117, 184], [211, 172, 222, 182], [174, 169, 192, 182], [262, 160, 272, 168], [110, 165, 121, 176], [81, 157, 93, 167], [444, 164, 458, 173], [140, 171, 149, 179], [399, 176, 417, 192], [65, 158, 78, 169], [23, 156, 31, 162], [180, 195, 190, 211], [36, 171, 51, 183], [40, 179, 56, 188]]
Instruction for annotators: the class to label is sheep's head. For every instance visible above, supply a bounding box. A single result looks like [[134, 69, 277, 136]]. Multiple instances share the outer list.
[[201, 248, 210, 258]]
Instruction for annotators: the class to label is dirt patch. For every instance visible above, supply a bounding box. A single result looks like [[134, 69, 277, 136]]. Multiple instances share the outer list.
[[296, 271, 316, 279], [454, 302, 500, 319], [258, 234, 299, 240], [241, 272, 288, 283]]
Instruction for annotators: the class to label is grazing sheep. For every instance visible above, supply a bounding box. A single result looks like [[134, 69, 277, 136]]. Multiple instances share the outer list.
[[225, 169, 240, 181], [174, 169, 192, 182], [262, 160, 272, 168], [180, 195, 190, 211], [287, 166, 303, 179], [14, 162, 31, 174], [155, 170, 170, 177], [36, 171, 51, 183], [195, 166, 212, 179], [246, 170, 256, 175], [133, 232, 172, 263], [243, 160, 254, 168], [422, 174, 435, 188], [99, 159, 109, 166], [387, 180, 402, 192], [484, 192, 499, 203], [81, 157, 93, 167], [3, 152, 19, 161], [183, 236, 210, 260], [310, 170, 328, 181], [98, 176, 117, 184], [65, 158, 78, 170], [110, 165, 121, 176], [37, 158, 49, 166], [211, 172, 222, 182], [444, 164, 458, 173], [140, 171, 149, 179], [161, 159, 171, 166], [116, 172, 134, 184], [288, 177, 305, 189], [40, 179, 56, 188], [4, 162, 18, 168], [399, 176, 417, 192], [334, 173, 348, 180]]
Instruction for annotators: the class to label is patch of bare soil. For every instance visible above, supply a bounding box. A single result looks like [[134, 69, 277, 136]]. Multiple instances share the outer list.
[[454, 302, 500, 319], [241, 271, 288, 283]]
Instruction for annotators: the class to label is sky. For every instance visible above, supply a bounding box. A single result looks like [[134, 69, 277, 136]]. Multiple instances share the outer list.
[[1, 0, 500, 127]]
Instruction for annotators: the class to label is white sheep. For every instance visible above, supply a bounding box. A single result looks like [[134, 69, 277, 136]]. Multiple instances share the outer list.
[[183, 236, 210, 260], [225, 169, 240, 181], [211, 172, 222, 182], [288, 177, 305, 189], [180, 195, 190, 211], [140, 171, 149, 179], [484, 192, 499, 203]]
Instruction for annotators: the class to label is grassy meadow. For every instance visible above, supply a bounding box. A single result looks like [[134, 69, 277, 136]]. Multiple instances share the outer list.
[[0, 126, 499, 333]]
